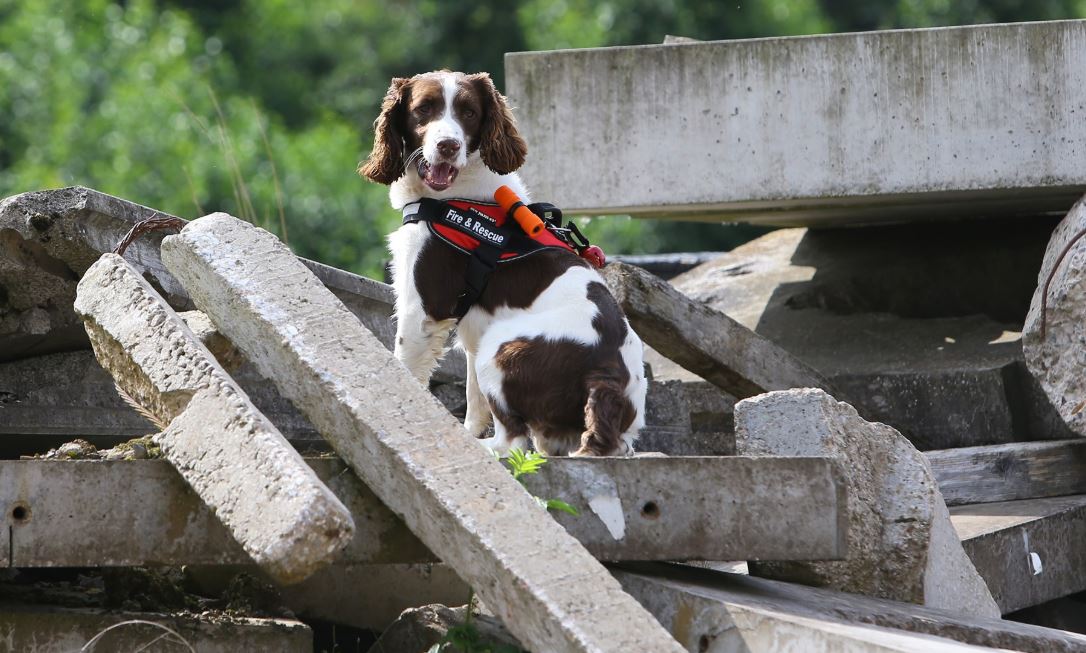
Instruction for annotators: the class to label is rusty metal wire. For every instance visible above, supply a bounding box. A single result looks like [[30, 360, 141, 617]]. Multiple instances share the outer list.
[[112, 213, 186, 257], [1039, 225, 1086, 341]]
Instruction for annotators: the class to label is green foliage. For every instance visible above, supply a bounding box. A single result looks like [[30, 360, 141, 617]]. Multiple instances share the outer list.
[[504, 447, 548, 482], [503, 447, 580, 517], [2, 0, 1084, 277]]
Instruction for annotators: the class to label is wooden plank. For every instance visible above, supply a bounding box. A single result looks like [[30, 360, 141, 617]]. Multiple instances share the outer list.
[[952, 495, 1086, 613], [0, 456, 846, 568], [613, 562, 1086, 653], [601, 261, 836, 399], [927, 439, 1086, 506]]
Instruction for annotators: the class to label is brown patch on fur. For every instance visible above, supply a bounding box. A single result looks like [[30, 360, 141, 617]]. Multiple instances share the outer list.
[[467, 73, 527, 174], [413, 243, 590, 320], [491, 281, 637, 456], [359, 77, 409, 184]]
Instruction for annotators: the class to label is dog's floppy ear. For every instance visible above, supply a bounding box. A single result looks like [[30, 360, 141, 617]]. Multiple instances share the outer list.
[[359, 77, 409, 185], [469, 73, 527, 175]]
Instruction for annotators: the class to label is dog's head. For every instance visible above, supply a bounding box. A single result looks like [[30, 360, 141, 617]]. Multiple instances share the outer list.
[[359, 71, 527, 191]]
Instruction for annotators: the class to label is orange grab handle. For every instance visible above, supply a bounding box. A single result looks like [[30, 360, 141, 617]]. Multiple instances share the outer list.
[[494, 185, 545, 237]]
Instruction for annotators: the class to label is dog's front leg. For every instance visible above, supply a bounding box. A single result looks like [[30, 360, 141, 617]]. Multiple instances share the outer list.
[[463, 350, 492, 437], [394, 309, 456, 383]]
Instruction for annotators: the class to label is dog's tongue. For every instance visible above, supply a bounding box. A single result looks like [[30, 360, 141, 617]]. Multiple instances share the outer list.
[[425, 162, 457, 190]]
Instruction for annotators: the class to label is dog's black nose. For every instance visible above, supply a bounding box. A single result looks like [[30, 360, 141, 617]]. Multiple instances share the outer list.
[[437, 139, 461, 158]]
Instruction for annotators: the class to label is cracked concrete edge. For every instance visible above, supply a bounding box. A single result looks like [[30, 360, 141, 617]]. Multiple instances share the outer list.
[[73, 253, 355, 584]]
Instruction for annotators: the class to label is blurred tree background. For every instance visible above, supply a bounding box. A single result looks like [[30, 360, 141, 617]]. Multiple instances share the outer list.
[[1, 0, 1084, 279]]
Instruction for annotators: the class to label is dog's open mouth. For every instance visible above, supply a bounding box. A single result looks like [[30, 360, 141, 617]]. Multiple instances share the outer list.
[[418, 160, 459, 191]]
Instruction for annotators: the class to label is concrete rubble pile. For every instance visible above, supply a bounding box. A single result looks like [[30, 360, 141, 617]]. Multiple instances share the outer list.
[[5, 17, 1086, 653]]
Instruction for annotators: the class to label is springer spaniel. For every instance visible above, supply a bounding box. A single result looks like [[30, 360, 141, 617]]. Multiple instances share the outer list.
[[359, 70, 645, 456]]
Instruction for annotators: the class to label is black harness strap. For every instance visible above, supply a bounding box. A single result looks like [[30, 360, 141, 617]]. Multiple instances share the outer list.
[[402, 198, 579, 320]]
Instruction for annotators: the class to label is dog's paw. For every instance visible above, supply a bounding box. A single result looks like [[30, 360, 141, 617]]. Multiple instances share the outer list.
[[465, 420, 492, 440]]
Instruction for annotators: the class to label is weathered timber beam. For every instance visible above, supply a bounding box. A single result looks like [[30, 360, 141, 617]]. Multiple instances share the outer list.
[[951, 494, 1086, 614], [0, 456, 845, 567], [613, 563, 1086, 653], [601, 261, 836, 399], [928, 439, 1086, 507], [161, 213, 684, 653]]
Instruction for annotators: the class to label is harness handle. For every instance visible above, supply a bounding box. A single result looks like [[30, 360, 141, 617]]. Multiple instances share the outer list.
[[495, 185, 545, 237]]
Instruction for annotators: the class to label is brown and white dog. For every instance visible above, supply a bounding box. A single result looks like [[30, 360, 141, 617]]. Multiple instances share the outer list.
[[359, 71, 645, 456]]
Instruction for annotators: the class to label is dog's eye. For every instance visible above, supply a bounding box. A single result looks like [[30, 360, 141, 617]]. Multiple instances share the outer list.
[[415, 103, 432, 116], [462, 108, 476, 120]]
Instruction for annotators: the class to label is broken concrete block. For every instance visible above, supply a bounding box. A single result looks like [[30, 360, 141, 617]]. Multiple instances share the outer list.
[[73, 253, 354, 585], [367, 604, 522, 653], [161, 213, 685, 653], [734, 388, 1000, 618], [1024, 195, 1086, 437]]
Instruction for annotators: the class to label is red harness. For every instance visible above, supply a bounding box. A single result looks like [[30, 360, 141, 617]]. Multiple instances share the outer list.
[[401, 197, 603, 318]]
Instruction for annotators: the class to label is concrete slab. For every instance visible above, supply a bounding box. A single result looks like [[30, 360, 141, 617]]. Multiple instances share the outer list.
[[73, 254, 354, 584], [952, 495, 1086, 613], [0, 604, 311, 653], [0, 459, 429, 568], [160, 213, 685, 653], [0, 456, 845, 566], [601, 261, 834, 400], [521, 456, 846, 561], [506, 21, 1086, 225], [929, 439, 1086, 506], [614, 563, 1086, 653]]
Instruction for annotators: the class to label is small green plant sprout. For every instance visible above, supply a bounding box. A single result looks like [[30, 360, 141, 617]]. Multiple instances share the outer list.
[[502, 448, 579, 516], [427, 592, 525, 653]]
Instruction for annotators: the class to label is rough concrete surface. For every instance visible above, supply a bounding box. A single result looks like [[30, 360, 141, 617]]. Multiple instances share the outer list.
[[0, 459, 426, 569], [161, 213, 685, 653], [735, 389, 1000, 618], [508, 21, 1086, 224], [1024, 195, 1086, 437], [74, 253, 354, 584], [0, 456, 844, 566], [615, 563, 1086, 653], [0, 604, 311, 653], [649, 222, 1072, 449]]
